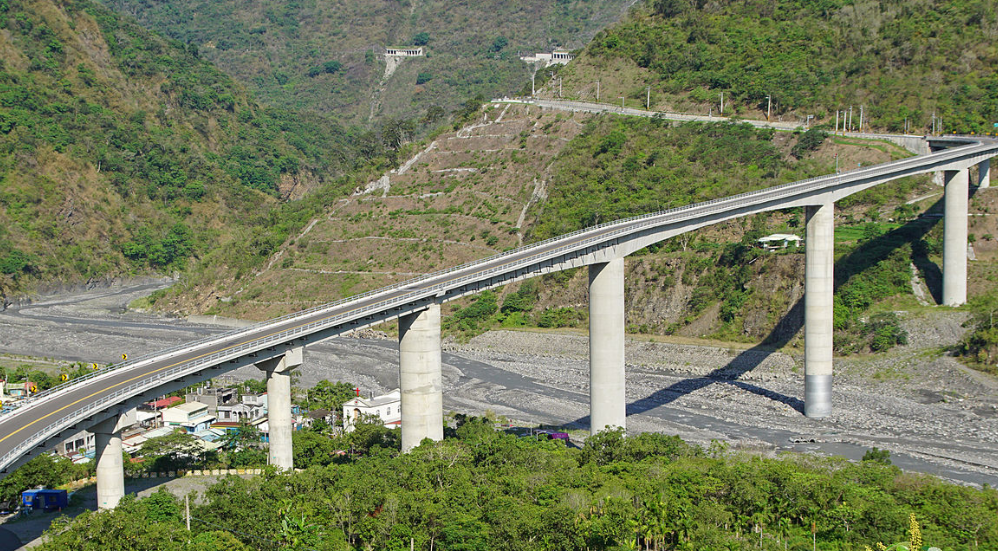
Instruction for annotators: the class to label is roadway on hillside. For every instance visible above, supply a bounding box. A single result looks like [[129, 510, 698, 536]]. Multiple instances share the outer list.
[[499, 97, 920, 146], [500, 97, 801, 130]]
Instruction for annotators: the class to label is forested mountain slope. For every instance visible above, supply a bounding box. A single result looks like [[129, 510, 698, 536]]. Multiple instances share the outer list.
[[0, 0, 363, 304], [96, 0, 635, 127], [550, 0, 998, 132]]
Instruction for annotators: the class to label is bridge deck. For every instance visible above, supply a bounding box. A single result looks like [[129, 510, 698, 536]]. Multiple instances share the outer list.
[[0, 136, 995, 475]]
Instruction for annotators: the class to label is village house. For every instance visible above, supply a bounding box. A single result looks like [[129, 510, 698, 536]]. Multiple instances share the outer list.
[[342, 389, 402, 432], [161, 402, 216, 433]]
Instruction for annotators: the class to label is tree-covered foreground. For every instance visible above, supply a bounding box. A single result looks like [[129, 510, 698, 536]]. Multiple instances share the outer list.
[[35, 422, 998, 551]]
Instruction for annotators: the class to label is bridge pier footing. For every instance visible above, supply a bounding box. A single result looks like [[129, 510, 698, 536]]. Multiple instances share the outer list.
[[399, 303, 443, 452], [804, 203, 834, 418], [944, 168, 969, 307], [979, 159, 991, 189], [589, 258, 626, 434], [91, 408, 136, 510], [257, 347, 303, 470]]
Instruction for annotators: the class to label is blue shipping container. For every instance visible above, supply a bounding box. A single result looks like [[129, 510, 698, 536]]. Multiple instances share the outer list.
[[22, 489, 68, 512]]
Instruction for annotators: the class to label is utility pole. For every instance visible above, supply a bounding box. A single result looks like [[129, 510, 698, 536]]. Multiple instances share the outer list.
[[859, 105, 864, 132], [559, 78, 562, 98], [835, 110, 839, 134], [185, 495, 191, 531], [848, 106, 853, 131], [646, 86, 650, 110], [620, 96, 625, 109], [596, 80, 600, 102], [766, 95, 771, 121], [720, 91, 724, 114], [531, 72, 536, 97]]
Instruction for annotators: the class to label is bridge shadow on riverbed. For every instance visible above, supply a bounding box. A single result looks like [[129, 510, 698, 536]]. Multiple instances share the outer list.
[[571, 199, 949, 430]]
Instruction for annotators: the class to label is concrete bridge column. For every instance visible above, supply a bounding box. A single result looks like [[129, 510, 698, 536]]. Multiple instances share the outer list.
[[91, 408, 136, 510], [979, 159, 991, 189], [943, 169, 970, 306], [257, 347, 303, 470], [589, 258, 626, 434], [804, 202, 834, 418], [399, 303, 443, 452]]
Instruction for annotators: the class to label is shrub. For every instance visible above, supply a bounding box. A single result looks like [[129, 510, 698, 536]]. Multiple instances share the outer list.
[[412, 32, 430, 46], [790, 128, 827, 159], [868, 312, 908, 352]]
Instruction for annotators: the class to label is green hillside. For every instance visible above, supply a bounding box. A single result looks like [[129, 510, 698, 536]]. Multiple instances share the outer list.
[[96, 0, 634, 127], [0, 0, 364, 303], [552, 0, 998, 133]]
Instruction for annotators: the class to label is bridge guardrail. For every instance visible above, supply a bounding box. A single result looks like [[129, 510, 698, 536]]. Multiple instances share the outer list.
[[20, 140, 995, 408], [5, 140, 997, 471]]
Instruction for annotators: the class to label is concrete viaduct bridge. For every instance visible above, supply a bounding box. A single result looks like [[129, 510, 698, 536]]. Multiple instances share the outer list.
[[0, 134, 994, 509]]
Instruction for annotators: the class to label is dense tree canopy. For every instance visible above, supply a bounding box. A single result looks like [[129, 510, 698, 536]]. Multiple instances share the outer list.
[[35, 425, 998, 550]]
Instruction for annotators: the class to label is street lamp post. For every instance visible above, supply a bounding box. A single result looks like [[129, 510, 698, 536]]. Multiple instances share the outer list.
[[765, 95, 771, 121]]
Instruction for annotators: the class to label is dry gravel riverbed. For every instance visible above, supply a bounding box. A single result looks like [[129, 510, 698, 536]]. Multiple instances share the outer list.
[[2, 281, 997, 490]]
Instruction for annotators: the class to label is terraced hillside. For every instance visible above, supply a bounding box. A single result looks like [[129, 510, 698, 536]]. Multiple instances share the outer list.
[[150, 101, 991, 357], [176, 102, 586, 319]]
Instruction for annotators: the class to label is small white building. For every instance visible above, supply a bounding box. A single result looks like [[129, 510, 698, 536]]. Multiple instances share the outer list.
[[757, 233, 802, 251], [217, 402, 264, 422], [386, 47, 424, 57], [55, 429, 95, 455], [241, 393, 268, 411], [162, 402, 216, 433], [342, 389, 401, 432], [520, 50, 574, 67]]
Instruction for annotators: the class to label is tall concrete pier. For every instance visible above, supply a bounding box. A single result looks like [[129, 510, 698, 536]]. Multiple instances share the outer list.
[[979, 159, 991, 189], [257, 347, 303, 470], [943, 169, 969, 307], [804, 203, 834, 418], [91, 409, 136, 509], [399, 304, 443, 452], [589, 258, 626, 433]]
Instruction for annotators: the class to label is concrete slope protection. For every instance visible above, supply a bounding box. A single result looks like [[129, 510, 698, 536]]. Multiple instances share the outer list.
[[0, 135, 995, 478]]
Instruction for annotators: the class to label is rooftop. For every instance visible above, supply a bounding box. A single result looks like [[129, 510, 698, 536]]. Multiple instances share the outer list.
[[146, 396, 182, 409], [758, 233, 801, 242], [170, 402, 209, 413], [344, 389, 401, 408]]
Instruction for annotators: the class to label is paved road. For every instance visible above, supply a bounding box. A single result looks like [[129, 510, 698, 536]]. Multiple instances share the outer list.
[[513, 97, 804, 130]]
